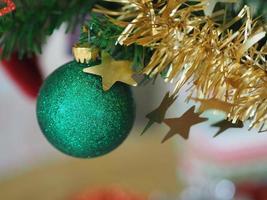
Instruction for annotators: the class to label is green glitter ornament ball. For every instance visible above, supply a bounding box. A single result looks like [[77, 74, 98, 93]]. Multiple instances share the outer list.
[[36, 61, 135, 158]]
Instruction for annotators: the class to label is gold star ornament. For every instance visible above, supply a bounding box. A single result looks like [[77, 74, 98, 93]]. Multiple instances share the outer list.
[[191, 98, 233, 114], [212, 119, 244, 137], [83, 52, 138, 91], [162, 106, 208, 142], [141, 92, 177, 135]]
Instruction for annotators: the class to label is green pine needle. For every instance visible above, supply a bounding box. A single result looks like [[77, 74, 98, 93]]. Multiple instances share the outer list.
[[0, 0, 99, 59]]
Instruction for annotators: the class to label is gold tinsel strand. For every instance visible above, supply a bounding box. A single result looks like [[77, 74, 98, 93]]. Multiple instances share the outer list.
[[95, 0, 267, 130]]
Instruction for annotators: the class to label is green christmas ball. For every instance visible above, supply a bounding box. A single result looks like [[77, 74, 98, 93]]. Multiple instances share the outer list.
[[36, 61, 135, 158]]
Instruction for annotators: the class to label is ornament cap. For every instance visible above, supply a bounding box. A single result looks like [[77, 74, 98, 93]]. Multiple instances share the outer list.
[[72, 44, 100, 64]]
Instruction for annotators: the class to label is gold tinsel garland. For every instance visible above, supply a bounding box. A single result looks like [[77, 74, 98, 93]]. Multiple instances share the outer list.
[[93, 0, 267, 133]]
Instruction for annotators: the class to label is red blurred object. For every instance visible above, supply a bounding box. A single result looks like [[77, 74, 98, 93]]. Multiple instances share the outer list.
[[72, 187, 146, 200], [1, 53, 43, 99], [236, 182, 267, 200], [0, 0, 16, 16]]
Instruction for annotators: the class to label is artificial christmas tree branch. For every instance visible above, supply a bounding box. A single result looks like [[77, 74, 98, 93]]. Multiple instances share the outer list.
[[78, 15, 151, 71], [0, 0, 99, 59]]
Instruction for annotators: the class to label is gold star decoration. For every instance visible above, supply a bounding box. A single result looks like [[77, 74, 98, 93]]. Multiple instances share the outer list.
[[212, 119, 244, 137], [83, 52, 137, 91], [141, 92, 177, 135], [162, 106, 208, 142], [191, 98, 233, 114]]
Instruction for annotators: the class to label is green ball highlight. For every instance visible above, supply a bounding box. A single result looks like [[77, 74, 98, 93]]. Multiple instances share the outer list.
[[36, 61, 135, 158]]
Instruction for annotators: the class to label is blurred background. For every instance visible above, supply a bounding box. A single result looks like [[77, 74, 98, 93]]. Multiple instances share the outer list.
[[1, 25, 267, 200]]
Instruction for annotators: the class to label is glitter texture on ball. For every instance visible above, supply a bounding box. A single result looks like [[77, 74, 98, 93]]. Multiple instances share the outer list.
[[36, 61, 135, 158]]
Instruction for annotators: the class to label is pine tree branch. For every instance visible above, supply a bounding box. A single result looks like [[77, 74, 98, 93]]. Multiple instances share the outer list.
[[79, 15, 152, 71], [0, 0, 99, 59]]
